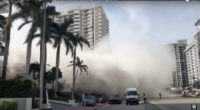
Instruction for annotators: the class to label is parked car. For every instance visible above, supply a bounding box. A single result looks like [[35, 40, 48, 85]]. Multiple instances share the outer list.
[[125, 88, 139, 105], [83, 95, 96, 106], [109, 94, 122, 104], [96, 95, 107, 103]]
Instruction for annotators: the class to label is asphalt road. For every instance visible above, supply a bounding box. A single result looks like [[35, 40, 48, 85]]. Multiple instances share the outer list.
[[96, 98, 200, 110], [95, 104, 162, 110], [52, 98, 200, 110], [95, 103, 200, 110]]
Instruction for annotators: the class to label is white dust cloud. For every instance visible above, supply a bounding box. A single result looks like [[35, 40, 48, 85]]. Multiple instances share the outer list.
[[73, 38, 175, 98]]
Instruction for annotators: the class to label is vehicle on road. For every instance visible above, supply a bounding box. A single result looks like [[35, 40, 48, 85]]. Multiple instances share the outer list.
[[83, 95, 96, 106], [96, 97, 107, 103], [94, 93, 108, 104], [109, 94, 122, 104], [125, 88, 139, 105]]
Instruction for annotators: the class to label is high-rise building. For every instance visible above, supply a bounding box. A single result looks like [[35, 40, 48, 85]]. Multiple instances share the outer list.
[[184, 40, 200, 86], [55, 5, 109, 48], [185, 19, 200, 87], [168, 40, 188, 88]]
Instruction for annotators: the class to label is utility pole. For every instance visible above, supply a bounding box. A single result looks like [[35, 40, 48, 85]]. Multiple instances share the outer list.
[[39, 0, 46, 109]]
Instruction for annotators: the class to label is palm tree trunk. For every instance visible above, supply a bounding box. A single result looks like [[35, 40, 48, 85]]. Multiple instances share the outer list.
[[32, 75, 37, 109], [2, 2, 12, 80], [44, 43, 47, 72], [54, 43, 60, 98], [72, 47, 76, 100], [25, 39, 32, 78], [75, 68, 79, 82], [52, 81, 54, 90], [40, 41, 42, 64]]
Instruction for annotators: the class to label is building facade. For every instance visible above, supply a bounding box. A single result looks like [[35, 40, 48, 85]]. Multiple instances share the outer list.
[[168, 40, 188, 88], [184, 19, 200, 88], [184, 39, 200, 86], [55, 5, 109, 48]]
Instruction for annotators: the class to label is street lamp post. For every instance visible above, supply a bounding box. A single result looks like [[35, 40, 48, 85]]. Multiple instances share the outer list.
[[39, 0, 47, 109]]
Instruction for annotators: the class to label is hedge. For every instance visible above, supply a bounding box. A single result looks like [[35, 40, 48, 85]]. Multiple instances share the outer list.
[[0, 100, 17, 110], [0, 77, 33, 98]]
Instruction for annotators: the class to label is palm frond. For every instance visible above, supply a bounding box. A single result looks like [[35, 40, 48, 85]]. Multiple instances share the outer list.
[[82, 67, 89, 75], [67, 64, 73, 67], [18, 20, 31, 30]]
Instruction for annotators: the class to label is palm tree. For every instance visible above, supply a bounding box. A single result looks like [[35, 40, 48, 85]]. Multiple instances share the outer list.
[[2, 0, 12, 80], [69, 57, 88, 82], [71, 34, 90, 100], [11, 0, 44, 78], [12, 1, 57, 80], [12, 1, 54, 107], [45, 67, 62, 90], [29, 62, 40, 109], [29, 62, 40, 81], [50, 18, 78, 97]]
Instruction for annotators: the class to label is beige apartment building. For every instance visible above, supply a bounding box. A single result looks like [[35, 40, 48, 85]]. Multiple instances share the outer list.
[[55, 5, 109, 48]]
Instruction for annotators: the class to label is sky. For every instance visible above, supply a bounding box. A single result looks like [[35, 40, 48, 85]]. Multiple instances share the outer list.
[[51, 1, 200, 46]]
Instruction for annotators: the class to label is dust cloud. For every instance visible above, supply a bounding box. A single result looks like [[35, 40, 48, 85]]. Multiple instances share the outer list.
[[6, 20, 176, 98], [7, 35, 175, 98], [72, 38, 176, 98]]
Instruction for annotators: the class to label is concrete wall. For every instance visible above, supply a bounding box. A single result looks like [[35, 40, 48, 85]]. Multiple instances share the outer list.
[[0, 98, 32, 110]]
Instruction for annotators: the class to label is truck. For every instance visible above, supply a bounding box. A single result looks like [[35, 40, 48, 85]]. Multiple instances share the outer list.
[[125, 88, 139, 105]]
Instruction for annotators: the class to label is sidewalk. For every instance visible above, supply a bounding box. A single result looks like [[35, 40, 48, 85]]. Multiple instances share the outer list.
[[149, 97, 200, 104]]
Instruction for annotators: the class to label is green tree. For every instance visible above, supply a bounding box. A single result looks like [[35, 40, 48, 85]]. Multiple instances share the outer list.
[[51, 18, 78, 97], [71, 34, 90, 100], [29, 62, 40, 108], [45, 67, 62, 90], [11, 0, 44, 78], [12, 1, 55, 108], [69, 57, 88, 82], [11, 1, 55, 77], [29, 62, 40, 81], [2, 0, 12, 79]]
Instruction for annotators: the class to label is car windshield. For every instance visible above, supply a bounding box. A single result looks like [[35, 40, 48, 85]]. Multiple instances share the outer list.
[[127, 91, 137, 95], [111, 94, 120, 98], [85, 95, 95, 99]]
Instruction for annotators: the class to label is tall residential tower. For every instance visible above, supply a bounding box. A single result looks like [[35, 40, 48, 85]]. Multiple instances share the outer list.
[[168, 40, 188, 88], [55, 5, 109, 48], [185, 19, 200, 87]]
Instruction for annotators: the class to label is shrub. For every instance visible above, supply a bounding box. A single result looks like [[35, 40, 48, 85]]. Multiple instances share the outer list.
[[48, 90, 81, 102], [0, 100, 17, 110], [0, 76, 33, 98]]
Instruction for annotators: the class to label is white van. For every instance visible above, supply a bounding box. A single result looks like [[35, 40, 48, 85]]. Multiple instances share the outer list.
[[125, 88, 139, 105]]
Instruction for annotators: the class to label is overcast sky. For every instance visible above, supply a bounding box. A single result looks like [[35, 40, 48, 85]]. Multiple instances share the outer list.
[[51, 1, 200, 46]]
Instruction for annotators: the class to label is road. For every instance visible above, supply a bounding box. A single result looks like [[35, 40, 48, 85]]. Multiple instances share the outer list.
[[95, 104, 161, 110], [52, 97, 200, 110], [95, 103, 200, 110], [96, 98, 200, 110]]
